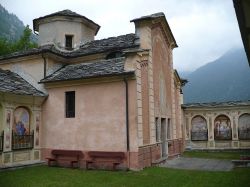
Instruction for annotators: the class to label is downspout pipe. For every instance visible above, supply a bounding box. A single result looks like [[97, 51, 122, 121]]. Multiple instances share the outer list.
[[42, 53, 46, 78], [124, 78, 130, 151], [124, 78, 130, 169]]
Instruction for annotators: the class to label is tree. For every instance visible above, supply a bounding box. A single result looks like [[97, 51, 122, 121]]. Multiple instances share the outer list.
[[0, 25, 37, 56]]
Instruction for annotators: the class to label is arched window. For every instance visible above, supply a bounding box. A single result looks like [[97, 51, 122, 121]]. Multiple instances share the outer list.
[[238, 113, 250, 140], [214, 115, 231, 140], [12, 107, 33, 150], [191, 116, 208, 141]]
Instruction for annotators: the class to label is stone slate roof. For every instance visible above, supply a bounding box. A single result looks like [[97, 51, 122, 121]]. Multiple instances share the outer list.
[[0, 69, 46, 96], [40, 57, 134, 83], [130, 12, 165, 22], [33, 9, 100, 34], [0, 34, 139, 61], [182, 100, 250, 108], [131, 12, 178, 48]]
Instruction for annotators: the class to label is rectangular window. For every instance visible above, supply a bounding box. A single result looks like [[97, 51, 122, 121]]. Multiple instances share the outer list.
[[155, 117, 159, 142], [167, 119, 171, 139], [65, 91, 75, 118], [65, 35, 73, 49]]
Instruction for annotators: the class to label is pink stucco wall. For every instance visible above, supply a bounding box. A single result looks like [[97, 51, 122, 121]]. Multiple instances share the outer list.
[[41, 79, 137, 153]]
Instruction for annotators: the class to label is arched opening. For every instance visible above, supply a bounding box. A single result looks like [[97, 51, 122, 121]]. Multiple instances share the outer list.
[[12, 107, 33, 150], [238, 113, 250, 140], [214, 115, 232, 140], [191, 115, 208, 141]]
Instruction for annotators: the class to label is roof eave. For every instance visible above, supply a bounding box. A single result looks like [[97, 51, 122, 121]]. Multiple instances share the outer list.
[[39, 71, 135, 84], [233, 0, 250, 66]]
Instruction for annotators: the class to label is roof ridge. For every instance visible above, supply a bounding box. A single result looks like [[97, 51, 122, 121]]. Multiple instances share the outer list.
[[80, 33, 136, 48]]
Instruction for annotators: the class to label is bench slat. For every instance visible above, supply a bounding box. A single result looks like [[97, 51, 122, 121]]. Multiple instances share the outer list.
[[47, 149, 83, 168], [87, 151, 125, 170]]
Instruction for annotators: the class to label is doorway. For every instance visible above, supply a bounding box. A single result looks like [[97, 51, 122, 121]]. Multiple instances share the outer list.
[[161, 118, 167, 157]]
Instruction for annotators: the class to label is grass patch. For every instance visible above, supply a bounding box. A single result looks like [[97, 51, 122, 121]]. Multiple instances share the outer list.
[[183, 151, 250, 160], [0, 166, 250, 187]]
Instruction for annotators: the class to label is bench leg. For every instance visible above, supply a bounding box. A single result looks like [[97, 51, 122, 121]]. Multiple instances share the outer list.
[[71, 161, 79, 168], [47, 159, 56, 167], [86, 161, 93, 170], [112, 163, 120, 170]]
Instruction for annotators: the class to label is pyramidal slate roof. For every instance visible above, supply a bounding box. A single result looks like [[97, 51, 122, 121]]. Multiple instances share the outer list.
[[0, 34, 139, 61], [0, 69, 45, 96], [40, 57, 134, 83], [182, 100, 250, 108], [33, 9, 100, 34]]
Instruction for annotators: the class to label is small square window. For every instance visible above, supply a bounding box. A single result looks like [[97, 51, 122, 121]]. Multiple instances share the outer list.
[[65, 91, 75, 118], [65, 35, 73, 49]]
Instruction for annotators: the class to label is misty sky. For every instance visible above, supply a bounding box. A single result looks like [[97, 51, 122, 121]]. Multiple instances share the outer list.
[[0, 0, 244, 72]]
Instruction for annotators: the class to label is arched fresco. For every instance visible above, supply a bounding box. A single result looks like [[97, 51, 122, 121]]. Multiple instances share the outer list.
[[238, 113, 250, 140], [214, 115, 231, 140], [12, 107, 33, 150], [13, 107, 30, 135], [191, 116, 208, 141]]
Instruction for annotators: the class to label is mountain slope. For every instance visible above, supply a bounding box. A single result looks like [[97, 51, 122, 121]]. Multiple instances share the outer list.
[[183, 48, 250, 103], [0, 4, 25, 41]]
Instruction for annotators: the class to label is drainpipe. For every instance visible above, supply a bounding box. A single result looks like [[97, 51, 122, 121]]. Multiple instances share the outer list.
[[124, 78, 130, 169], [42, 53, 46, 78]]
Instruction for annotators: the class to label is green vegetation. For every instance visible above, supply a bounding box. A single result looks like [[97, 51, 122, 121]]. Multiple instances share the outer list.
[[0, 166, 249, 187], [183, 151, 250, 160], [0, 25, 37, 56]]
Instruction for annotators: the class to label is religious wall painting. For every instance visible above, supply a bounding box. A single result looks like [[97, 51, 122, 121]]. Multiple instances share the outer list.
[[35, 114, 40, 146], [214, 115, 232, 140], [238, 113, 250, 140], [13, 107, 30, 135], [191, 116, 208, 141], [5, 110, 11, 149]]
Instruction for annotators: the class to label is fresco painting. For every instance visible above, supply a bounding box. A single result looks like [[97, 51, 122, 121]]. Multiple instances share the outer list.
[[191, 116, 208, 141], [5, 111, 11, 149], [214, 115, 231, 140], [35, 114, 40, 146], [238, 114, 250, 140], [13, 107, 30, 135]]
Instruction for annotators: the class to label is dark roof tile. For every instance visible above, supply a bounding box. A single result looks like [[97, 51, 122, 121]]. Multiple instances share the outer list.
[[40, 57, 134, 83], [33, 9, 100, 34], [130, 12, 165, 22], [0, 69, 46, 96], [182, 100, 250, 108], [0, 34, 139, 61]]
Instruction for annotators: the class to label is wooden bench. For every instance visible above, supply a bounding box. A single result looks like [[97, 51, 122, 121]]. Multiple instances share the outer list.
[[240, 155, 250, 160], [86, 151, 125, 170], [231, 160, 250, 167], [46, 149, 83, 168]]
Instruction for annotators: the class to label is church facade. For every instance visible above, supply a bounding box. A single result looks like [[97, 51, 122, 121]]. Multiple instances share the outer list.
[[0, 10, 184, 170]]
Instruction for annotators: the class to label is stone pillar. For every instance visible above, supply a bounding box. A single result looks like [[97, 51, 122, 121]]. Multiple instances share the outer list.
[[33, 109, 42, 160], [208, 115, 215, 148], [232, 112, 239, 148], [3, 107, 14, 164]]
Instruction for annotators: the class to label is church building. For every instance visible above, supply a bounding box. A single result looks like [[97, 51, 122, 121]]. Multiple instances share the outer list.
[[0, 10, 185, 170]]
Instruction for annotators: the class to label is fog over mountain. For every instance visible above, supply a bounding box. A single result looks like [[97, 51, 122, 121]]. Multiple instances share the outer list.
[[183, 48, 250, 103]]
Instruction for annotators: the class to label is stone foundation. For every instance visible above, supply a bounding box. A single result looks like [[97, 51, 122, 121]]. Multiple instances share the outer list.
[[138, 143, 161, 168], [168, 139, 183, 157]]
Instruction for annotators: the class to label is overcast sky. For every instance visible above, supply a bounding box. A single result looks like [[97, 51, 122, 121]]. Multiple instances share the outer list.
[[0, 0, 244, 72]]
